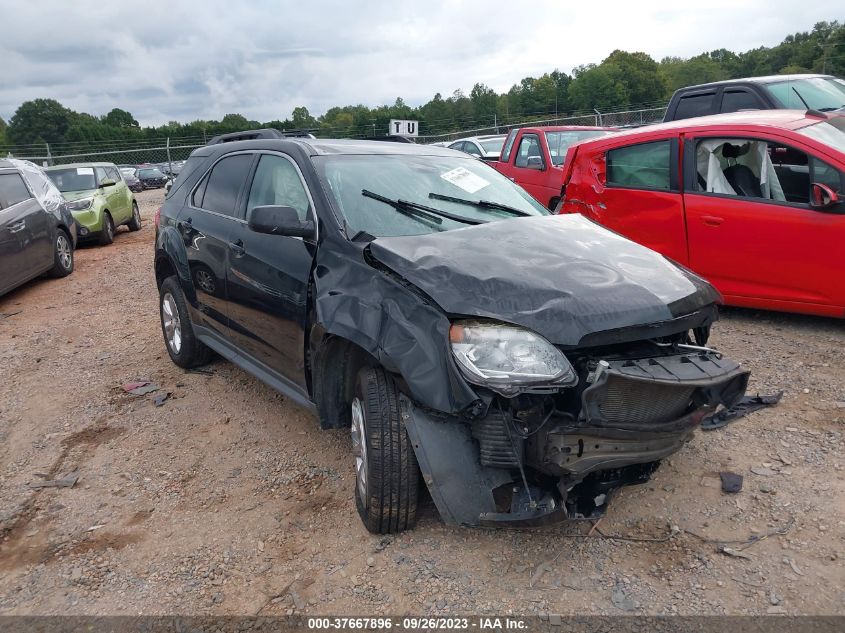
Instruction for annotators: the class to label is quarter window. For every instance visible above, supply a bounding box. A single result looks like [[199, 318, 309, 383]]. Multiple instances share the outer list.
[[196, 154, 253, 217], [246, 154, 311, 221], [606, 141, 672, 190], [0, 173, 32, 210]]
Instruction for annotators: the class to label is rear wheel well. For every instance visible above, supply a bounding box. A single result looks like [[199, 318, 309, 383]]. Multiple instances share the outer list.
[[155, 254, 176, 289], [312, 335, 379, 429]]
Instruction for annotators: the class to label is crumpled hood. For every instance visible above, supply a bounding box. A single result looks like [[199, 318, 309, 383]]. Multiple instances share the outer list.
[[367, 214, 720, 346], [61, 189, 98, 202]]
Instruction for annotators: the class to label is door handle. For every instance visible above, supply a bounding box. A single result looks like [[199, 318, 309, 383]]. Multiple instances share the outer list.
[[701, 215, 724, 226], [8, 221, 26, 233], [228, 239, 245, 257]]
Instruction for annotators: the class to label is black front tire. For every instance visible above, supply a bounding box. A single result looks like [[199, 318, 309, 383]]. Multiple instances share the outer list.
[[354, 367, 420, 534], [159, 276, 212, 368], [99, 213, 114, 245], [127, 202, 141, 231], [48, 228, 74, 278]]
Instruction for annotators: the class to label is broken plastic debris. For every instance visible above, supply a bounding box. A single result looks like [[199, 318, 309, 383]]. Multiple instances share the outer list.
[[122, 381, 160, 396], [701, 391, 784, 430], [153, 392, 171, 407], [720, 546, 753, 560], [29, 471, 79, 489], [720, 471, 743, 494]]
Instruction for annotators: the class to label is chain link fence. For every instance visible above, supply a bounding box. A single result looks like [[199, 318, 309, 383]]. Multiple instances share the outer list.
[[2, 105, 667, 165]]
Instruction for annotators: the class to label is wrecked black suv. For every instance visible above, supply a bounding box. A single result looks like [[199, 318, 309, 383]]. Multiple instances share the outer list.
[[153, 137, 749, 533]]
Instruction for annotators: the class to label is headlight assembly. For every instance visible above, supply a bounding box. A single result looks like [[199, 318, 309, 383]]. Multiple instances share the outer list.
[[449, 320, 577, 395], [66, 197, 94, 211]]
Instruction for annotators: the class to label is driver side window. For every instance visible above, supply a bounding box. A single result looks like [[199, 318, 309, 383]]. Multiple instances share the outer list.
[[246, 154, 311, 222], [514, 134, 542, 168]]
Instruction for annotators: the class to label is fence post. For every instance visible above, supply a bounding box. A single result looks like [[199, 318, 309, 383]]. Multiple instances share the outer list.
[[166, 137, 172, 175], [45, 142, 52, 167], [593, 109, 602, 126]]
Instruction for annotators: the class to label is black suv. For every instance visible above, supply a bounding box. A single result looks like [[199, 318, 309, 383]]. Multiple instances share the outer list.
[[664, 74, 845, 122], [154, 138, 749, 533]]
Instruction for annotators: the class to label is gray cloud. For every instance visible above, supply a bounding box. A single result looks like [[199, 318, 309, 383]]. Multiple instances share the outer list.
[[0, 0, 838, 126]]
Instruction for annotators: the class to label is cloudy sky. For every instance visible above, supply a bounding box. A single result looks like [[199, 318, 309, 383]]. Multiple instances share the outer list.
[[0, 0, 838, 126]]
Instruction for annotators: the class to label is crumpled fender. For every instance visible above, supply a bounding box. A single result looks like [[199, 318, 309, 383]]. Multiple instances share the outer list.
[[311, 245, 479, 413], [155, 226, 197, 306]]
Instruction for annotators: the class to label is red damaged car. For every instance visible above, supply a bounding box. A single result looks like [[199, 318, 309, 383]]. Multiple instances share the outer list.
[[558, 110, 845, 318]]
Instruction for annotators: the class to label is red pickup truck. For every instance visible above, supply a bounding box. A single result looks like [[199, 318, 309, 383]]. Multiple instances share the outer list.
[[492, 126, 616, 209]]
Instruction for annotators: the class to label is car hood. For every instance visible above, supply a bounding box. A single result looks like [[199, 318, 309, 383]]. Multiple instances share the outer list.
[[62, 189, 98, 202], [366, 214, 721, 346]]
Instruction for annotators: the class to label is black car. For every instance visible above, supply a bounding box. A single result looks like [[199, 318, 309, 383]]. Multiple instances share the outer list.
[[154, 139, 749, 533], [663, 74, 845, 122], [120, 168, 144, 192], [135, 166, 168, 189], [1, 159, 76, 296]]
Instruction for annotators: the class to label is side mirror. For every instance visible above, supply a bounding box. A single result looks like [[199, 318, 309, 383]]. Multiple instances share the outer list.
[[526, 156, 545, 171], [99, 179, 116, 188], [248, 205, 315, 239], [810, 182, 839, 210]]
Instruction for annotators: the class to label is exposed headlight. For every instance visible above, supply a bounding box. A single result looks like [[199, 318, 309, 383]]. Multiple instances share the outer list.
[[449, 320, 577, 395], [67, 197, 93, 211]]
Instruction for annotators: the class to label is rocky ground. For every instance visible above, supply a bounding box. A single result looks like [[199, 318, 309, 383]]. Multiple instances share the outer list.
[[0, 189, 843, 616]]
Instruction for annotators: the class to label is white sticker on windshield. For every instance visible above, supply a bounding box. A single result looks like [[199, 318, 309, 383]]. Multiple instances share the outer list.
[[440, 166, 489, 194], [76, 167, 94, 175]]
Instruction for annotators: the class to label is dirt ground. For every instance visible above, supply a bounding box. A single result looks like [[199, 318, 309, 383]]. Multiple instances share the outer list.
[[0, 188, 843, 616]]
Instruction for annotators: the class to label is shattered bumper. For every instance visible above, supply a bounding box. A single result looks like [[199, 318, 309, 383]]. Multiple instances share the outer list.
[[402, 350, 749, 527]]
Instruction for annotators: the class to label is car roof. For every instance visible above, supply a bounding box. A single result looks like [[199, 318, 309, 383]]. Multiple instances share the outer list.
[[676, 74, 835, 91], [517, 125, 618, 133], [44, 162, 117, 170], [570, 110, 836, 149], [0, 159, 18, 171], [193, 137, 464, 158]]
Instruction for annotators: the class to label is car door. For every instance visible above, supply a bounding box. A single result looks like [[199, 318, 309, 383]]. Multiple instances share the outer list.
[[226, 152, 316, 391], [179, 152, 255, 337], [683, 133, 845, 313], [589, 137, 688, 265], [511, 133, 551, 204], [106, 166, 131, 222], [0, 171, 40, 291]]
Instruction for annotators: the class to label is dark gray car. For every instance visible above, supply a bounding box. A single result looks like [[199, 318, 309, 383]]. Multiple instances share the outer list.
[[0, 159, 77, 296]]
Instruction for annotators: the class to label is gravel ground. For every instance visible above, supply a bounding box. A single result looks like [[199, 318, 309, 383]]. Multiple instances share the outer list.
[[0, 188, 843, 616]]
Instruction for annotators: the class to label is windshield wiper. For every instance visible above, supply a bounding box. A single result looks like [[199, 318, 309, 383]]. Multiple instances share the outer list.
[[428, 192, 533, 217], [361, 189, 485, 225]]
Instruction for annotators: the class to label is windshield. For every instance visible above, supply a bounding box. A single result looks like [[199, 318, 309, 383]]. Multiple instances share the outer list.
[[795, 118, 845, 153], [545, 130, 614, 165], [139, 168, 165, 178], [45, 167, 96, 192], [315, 154, 548, 237], [765, 77, 845, 112], [480, 138, 505, 154]]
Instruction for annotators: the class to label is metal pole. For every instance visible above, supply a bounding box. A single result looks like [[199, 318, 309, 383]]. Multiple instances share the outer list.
[[593, 108, 602, 126], [494, 113, 498, 134], [45, 142, 52, 167], [166, 137, 172, 176]]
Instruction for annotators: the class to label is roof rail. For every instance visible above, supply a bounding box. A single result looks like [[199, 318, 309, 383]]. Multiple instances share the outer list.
[[206, 128, 317, 145]]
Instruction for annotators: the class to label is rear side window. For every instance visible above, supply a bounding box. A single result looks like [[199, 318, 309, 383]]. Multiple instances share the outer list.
[[674, 92, 716, 120], [721, 90, 763, 113], [194, 154, 253, 217], [0, 172, 33, 210], [607, 140, 672, 190], [106, 166, 122, 182]]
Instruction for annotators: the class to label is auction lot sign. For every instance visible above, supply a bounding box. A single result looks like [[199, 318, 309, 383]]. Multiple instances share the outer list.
[[389, 119, 419, 137], [0, 616, 842, 632]]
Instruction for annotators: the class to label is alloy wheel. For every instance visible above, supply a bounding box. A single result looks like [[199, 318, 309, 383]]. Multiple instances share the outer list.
[[161, 292, 182, 353], [56, 234, 72, 270], [351, 397, 368, 501]]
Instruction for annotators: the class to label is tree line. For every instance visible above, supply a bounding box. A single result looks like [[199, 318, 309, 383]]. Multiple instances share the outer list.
[[1, 20, 842, 151]]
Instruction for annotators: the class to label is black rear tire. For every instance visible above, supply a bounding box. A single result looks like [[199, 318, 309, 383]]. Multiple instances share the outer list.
[[127, 201, 141, 231], [159, 276, 212, 368], [353, 367, 420, 533], [99, 212, 114, 245], [48, 228, 74, 278]]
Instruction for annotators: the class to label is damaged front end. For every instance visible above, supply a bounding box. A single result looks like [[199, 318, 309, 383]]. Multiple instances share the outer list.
[[404, 333, 748, 527]]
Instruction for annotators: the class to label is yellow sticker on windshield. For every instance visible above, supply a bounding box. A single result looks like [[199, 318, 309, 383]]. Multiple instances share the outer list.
[[440, 167, 489, 194]]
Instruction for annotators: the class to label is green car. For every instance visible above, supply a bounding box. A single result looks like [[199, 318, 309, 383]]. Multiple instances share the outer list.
[[44, 162, 140, 245]]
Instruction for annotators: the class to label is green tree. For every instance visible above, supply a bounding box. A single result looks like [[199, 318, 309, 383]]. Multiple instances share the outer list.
[[7, 98, 73, 145], [291, 106, 318, 130], [568, 64, 627, 111], [103, 108, 138, 128], [0, 116, 7, 146]]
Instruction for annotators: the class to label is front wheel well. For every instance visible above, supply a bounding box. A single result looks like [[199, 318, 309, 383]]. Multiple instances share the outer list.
[[311, 335, 380, 429], [154, 253, 177, 289]]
